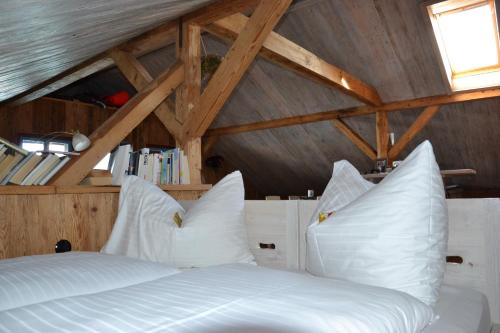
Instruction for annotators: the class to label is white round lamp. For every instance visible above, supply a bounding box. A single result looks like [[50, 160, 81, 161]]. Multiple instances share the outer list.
[[72, 132, 91, 152]]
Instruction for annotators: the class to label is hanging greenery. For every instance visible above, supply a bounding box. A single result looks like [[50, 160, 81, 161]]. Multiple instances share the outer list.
[[201, 54, 222, 79]]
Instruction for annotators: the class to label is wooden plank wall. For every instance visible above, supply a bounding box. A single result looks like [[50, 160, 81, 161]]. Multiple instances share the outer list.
[[0, 190, 206, 260], [0, 97, 175, 149]]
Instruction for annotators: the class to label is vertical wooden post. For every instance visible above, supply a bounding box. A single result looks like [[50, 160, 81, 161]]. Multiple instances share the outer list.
[[376, 111, 389, 160], [176, 21, 202, 184]]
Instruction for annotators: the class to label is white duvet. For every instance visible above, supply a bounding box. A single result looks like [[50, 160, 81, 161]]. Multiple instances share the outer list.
[[0, 253, 433, 333]]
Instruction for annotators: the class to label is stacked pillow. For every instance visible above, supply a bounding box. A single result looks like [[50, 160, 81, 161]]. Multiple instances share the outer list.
[[309, 160, 374, 225], [306, 141, 448, 306], [102, 171, 255, 268]]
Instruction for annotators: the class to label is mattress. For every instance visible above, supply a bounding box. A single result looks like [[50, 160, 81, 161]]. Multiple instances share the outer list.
[[422, 284, 491, 333], [0, 257, 433, 333], [0, 253, 490, 333]]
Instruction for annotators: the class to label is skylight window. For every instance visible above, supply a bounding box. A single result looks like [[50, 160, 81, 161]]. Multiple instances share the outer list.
[[428, 0, 500, 91]]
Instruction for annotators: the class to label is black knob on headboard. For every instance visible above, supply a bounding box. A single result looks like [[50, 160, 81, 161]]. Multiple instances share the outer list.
[[55, 239, 72, 253]]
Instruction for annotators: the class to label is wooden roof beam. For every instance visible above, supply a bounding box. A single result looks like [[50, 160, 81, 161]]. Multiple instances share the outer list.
[[110, 49, 183, 139], [205, 87, 500, 137], [49, 62, 184, 186], [183, 0, 260, 26], [332, 119, 377, 160], [183, 0, 292, 139], [205, 13, 382, 106], [388, 105, 440, 160]]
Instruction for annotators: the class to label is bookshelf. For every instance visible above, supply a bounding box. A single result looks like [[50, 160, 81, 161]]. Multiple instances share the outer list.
[[0, 184, 212, 195]]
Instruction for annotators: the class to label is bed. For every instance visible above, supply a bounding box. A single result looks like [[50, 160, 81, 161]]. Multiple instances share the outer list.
[[0, 253, 491, 333]]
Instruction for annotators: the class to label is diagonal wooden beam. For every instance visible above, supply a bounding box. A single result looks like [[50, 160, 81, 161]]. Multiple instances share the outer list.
[[205, 87, 500, 137], [184, 0, 292, 139], [49, 62, 184, 186], [332, 119, 377, 160], [110, 49, 183, 139], [389, 105, 440, 160], [205, 13, 382, 106], [3, 20, 179, 108]]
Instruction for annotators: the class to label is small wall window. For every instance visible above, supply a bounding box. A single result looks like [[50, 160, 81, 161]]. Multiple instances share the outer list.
[[20, 136, 111, 170], [427, 0, 500, 91]]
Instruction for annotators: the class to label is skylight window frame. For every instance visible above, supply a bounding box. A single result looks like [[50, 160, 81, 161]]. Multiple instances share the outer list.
[[426, 0, 500, 91]]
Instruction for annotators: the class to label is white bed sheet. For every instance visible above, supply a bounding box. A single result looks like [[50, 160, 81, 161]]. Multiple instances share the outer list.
[[0, 263, 434, 333], [0, 252, 179, 311], [422, 284, 491, 333]]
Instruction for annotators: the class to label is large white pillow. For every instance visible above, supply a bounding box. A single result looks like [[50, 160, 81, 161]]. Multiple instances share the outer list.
[[310, 160, 374, 225], [102, 171, 255, 268], [306, 141, 448, 306], [174, 171, 255, 267]]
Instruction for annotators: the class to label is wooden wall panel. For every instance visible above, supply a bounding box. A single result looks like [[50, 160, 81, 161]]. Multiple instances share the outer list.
[[0, 97, 175, 150], [0, 190, 206, 259]]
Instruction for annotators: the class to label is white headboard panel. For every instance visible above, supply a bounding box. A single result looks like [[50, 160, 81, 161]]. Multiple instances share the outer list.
[[232, 198, 500, 323]]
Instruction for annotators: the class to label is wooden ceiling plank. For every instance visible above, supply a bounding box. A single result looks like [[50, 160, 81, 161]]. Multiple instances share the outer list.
[[49, 62, 184, 186], [205, 87, 500, 136], [388, 105, 440, 160], [183, 0, 260, 26], [110, 49, 183, 139], [3, 20, 179, 108], [332, 119, 377, 160], [205, 13, 382, 106], [376, 111, 389, 159], [184, 0, 293, 139]]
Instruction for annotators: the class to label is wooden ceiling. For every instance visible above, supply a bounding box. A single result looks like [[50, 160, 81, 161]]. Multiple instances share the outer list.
[[0, 0, 214, 102], [5, 0, 500, 196]]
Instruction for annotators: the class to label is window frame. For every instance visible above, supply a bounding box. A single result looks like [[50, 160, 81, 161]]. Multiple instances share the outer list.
[[426, 0, 500, 90]]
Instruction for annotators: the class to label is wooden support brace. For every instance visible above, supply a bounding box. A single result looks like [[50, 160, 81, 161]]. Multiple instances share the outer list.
[[183, 0, 292, 139], [49, 62, 184, 185], [376, 111, 389, 160], [205, 13, 382, 106], [183, 138, 203, 184], [332, 119, 377, 160], [183, 0, 260, 26], [388, 105, 440, 160], [110, 49, 183, 139]]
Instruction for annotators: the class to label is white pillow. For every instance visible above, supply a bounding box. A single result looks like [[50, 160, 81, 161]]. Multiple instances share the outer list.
[[310, 160, 374, 225], [102, 171, 255, 268], [306, 141, 448, 306], [174, 171, 255, 267]]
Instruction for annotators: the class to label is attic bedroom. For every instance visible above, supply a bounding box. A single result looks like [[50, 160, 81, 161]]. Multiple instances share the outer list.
[[0, 0, 499, 332]]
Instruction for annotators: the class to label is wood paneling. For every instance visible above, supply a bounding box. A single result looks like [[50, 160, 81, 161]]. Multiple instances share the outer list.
[[0, 189, 207, 260], [0, 0, 214, 102], [0, 97, 175, 151]]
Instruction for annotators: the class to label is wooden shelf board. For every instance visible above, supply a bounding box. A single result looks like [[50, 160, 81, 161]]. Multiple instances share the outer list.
[[0, 184, 212, 195], [363, 169, 477, 180]]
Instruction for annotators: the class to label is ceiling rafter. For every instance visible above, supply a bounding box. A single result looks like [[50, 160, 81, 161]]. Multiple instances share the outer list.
[[205, 13, 382, 106], [388, 105, 441, 160], [331, 119, 377, 160], [205, 87, 500, 137]]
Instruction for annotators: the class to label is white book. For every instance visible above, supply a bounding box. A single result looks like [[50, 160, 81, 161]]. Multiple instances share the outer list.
[[38, 156, 71, 185], [31, 155, 61, 185], [111, 144, 132, 185], [172, 148, 180, 185], [22, 155, 58, 185], [137, 154, 145, 180], [1, 152, 37, 185], [145, 154, 154, 182], [152, 154, 161, 185], [180, 151, 191, 185]]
